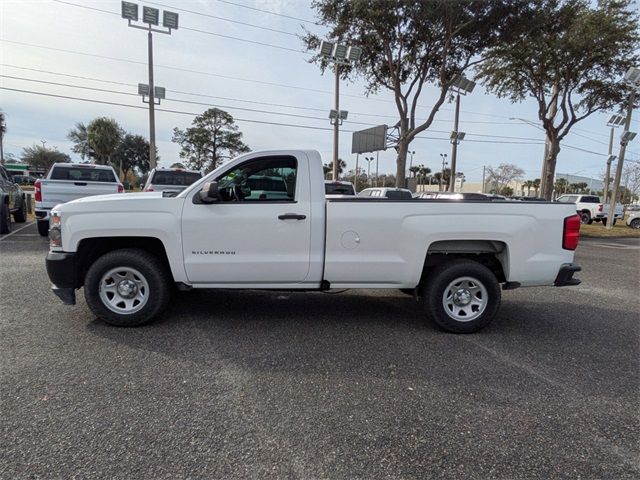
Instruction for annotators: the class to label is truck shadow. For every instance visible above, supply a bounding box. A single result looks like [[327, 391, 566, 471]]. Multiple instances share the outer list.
[[85, 289, 638, 392]]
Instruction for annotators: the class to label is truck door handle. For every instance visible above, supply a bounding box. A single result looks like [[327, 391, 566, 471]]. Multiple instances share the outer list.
[[74, 182, 87, 186], [278, 213, 306, 220]]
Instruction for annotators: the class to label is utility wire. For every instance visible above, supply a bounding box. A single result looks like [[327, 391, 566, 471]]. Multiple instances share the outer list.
[[213, 0, 319, 25]]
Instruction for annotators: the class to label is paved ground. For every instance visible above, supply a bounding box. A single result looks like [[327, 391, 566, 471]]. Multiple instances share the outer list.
[[1, 223, 639, 479]]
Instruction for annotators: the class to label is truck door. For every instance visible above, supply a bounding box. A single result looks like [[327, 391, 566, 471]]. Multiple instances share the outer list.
[[181, 154, 312, 284]]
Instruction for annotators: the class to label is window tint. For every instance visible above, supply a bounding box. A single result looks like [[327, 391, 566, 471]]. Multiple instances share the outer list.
[[216, 156, 296, 202], [386, 190, 412, 200], [583, 196, 600, 203], [325, 183, 355, 195], [51, 166, 117, 182], [152, 171, 201, 186]]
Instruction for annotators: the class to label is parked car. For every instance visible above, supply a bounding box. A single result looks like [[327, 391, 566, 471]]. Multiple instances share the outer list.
[[0, 164, 28, 233], [510, 196, 546, 202], [35, 163, 123, 236], [325, 180, 356, 197], [12, 174, 37, 186], [414, 192, 492, 200], [555, 194, 623, 225], [624, 204, 640, 212], [358, 187, 413, 199], [45, 149, 582, 334], [143, 167, 202, 194], [626, 211, 640, 229]]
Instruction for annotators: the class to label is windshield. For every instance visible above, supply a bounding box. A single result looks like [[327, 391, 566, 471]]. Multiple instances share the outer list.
[[152, 171, 202, 186]]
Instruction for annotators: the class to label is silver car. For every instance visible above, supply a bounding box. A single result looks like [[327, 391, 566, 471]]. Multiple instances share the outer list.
[[626, 211, 640, 229], [143, 168, 202, 194]]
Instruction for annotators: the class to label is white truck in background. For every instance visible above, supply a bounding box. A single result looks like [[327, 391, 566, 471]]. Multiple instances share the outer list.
[[35, 163, 123, 236], [556, 194, 624, 226], [45, 150, 582, 334]]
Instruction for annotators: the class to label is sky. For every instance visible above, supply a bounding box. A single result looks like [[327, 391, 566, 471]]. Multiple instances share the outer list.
[[1, 0, 639, 183]]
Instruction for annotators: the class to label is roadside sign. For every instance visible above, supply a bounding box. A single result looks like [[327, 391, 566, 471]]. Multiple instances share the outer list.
[[121, 1, 138, 21], [163, 11, 179, 30], [142, 6, 159, 25], [351, 125, 388, 154]]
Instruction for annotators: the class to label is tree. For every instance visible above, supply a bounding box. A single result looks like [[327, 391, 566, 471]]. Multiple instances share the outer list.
[[554, 177, 569, 195], [67, 122, 94, 162], [417, 165, 431, 185], [21, 145, 70, 171], [305, 0, 524, 187], [523, 180, 534, 196], [532, 178, 541, 196], [485, 163, 525, 195], [323, 159, 346, 178], [87, 117, 123, 165], [622, 162, 640, 203], [409, 165, 420, 178], [477, 0, 639, 199], [114, 134, 152, 180], [172, 108, 250, 173]]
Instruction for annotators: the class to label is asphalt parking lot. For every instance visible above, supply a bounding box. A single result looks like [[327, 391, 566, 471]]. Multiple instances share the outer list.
[[1, 222, 639, 479]]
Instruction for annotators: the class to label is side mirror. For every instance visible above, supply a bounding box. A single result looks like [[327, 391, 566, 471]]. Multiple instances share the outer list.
[[198, 181, 219, 203]]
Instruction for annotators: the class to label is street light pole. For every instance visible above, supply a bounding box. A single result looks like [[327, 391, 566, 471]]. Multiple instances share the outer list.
[[449, 93, 461, 192], [375, 151, 379, 187], [607, 67, 639, 230], [147, 27, 157, 170], [439, 153, 447, 191], [604, 113, 624, 202]]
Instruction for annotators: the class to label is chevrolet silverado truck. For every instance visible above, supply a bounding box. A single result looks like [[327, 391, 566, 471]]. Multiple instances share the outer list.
[[45, 150, 582, 333], [35, 163, 123, 236], [556, 194, 624, 226]]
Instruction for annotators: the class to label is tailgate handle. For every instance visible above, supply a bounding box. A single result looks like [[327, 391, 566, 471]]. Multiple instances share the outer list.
[[278, 213, 306, 221], [74, 182, 87, 186]]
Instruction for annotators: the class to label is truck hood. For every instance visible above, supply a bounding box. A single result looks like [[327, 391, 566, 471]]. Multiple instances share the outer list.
[[54, 191, 179, 214]]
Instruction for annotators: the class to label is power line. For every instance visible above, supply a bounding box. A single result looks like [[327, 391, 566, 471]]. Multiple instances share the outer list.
[[0, 86, 549, 147], [50, 0, 302, 52], [213, 0, 318, 25]]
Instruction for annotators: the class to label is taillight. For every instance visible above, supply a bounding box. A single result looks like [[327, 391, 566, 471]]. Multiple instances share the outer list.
[[563, 215, 581, 250], [145, 187, 154, 192], [117, 184, 124, 193], [34, 180, 42, 202], [597, 204, 603, 212]]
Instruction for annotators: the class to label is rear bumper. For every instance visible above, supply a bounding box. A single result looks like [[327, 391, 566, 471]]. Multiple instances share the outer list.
[[554, 263, 581, 287], [46, 252, 78, 305]]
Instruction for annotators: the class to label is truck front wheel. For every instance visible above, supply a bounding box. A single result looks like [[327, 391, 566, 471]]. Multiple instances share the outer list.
[[84, 248, 171, 327], [421, 260, 501, 334]]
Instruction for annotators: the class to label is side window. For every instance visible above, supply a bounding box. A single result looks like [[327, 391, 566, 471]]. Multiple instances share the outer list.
[[216, 156, 297, 202], [0, 166, 9, 181]]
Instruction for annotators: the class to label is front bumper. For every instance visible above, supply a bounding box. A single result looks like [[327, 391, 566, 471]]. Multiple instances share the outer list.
[[554, 263, 581, 287], [46, 252, 78, 305]]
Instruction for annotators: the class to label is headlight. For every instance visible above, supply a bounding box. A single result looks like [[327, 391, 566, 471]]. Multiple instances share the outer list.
[[49, 211, 62, 248]]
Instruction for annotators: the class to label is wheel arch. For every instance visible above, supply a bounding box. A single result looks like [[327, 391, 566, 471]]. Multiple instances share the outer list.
[[75, 237, 173, 287], [419, 240, 508, 289]]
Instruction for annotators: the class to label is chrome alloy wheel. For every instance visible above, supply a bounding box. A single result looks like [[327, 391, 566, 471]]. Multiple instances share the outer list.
[[98, 267, 149, 315], [442, 276, 488, 322]]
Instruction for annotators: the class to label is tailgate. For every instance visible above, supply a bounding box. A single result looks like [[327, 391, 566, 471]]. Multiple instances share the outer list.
[[41, 180, 120, 205]]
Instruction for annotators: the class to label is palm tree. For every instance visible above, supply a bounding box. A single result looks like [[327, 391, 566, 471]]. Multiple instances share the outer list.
[[67, 122, 93, 161], [532, 178, 541, 196], [554, 178, 568, 195], [418, 165, 431, 185], [87, 117, 123, 165], [409, 166, 420, 178], [523, 180, 534, 196]]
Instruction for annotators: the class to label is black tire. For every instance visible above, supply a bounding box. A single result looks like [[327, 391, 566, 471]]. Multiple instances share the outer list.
[[83, 248, 171, 327], [37, 220, 49, 237], [420, 259, 501, 334], [13, 199, 27, 223], [602, 218, 616, 227], [580, 211, 592, 225], [0, 202, 11, 234], [630, 218, 640, 229]]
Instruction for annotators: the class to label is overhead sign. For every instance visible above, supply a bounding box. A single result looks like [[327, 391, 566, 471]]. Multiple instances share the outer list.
[[163, 10, 179, 29], [351, 125, 388, 154], [121, 1, 138, 21], [142, 6, 159, 25]]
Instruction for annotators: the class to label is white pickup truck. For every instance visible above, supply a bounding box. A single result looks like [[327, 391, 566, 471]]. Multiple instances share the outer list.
[[45, 150, 582, 333], [35, 163, 123, 236], [556, 194, 624, 226]]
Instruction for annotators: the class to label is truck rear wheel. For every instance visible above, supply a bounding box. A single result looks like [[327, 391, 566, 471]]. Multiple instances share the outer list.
[[580, 211, 592, 224], [421, 259, 501, 334], [13, 201, 27, 223], [83, 248, 171, 327], [37, 220, 49, 236], [0, 203, 11, 234]]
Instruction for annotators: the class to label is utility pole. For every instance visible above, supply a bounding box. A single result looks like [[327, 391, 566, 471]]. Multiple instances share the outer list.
[[482, 166, 486, 193], [365, 156, 374, 187], [439, 153, 448, 192], [604, 126, 615, 202], [332, 65, 340, 181], [606, 88, 637, 230], [147, 27, 157, 170], [449, 93, 461, 192], [375, 151, 379, 187], [540, 82, 559, 197], [354, 153, 359, 190]]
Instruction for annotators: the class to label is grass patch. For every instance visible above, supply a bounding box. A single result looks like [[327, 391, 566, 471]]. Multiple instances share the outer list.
[[580, 219, 640, 238]]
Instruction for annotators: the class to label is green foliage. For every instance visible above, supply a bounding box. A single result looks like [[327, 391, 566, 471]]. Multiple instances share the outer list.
[[114, 134, 152, 179], [305, 0, 524, 187], [67, 122, 93, 161], [87, 117, 124, 165], [172, 108, 250, 173], [323, 159, 347, 178], [476, 0, 639, 198], [20, 145, 70, 171]]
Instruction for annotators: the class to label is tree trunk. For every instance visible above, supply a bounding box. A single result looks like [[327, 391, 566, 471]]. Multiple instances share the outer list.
[[395, 139, 409, 188], [540, 138, 560, 200]]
